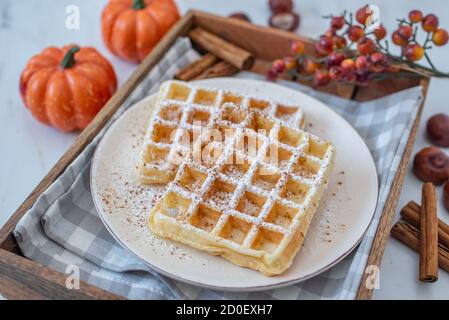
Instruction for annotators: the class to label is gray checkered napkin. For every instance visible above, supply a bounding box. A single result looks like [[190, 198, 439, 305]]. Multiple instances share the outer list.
[[13, 37, 423, 299]]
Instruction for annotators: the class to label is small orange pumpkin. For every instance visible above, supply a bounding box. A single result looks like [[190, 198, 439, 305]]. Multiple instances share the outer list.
[[19, 45, 117, 132], [102, 0, 180, 62]]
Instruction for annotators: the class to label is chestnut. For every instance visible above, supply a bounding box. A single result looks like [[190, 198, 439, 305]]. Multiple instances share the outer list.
[[427, 113, 449, 147], [269, 0, 293, 14], [269, 12, 300, 32], [444, 181, 449, 212], [413, 146, 449, 185], [229, 12, 251, 23]]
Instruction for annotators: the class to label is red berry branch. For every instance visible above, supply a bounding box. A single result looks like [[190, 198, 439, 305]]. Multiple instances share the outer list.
[[268, 5, 449, 87]]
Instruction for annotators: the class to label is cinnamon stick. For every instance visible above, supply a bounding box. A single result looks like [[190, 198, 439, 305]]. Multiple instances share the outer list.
[[401, 201, 449, 249], [419, 183, 439, 282], [192, 61, 239, 80], [175, 53, 219, 81], [189, 28, 255, 70], [391, 222, 449, 273]]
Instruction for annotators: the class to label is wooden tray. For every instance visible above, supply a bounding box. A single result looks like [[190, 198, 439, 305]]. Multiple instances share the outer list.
[[0, 10, 429, 300]]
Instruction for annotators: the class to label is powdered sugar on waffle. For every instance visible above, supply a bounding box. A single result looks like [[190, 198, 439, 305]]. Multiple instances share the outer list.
[[150, 82, 335, 256], [90, 84, 352, 273], [139, 81, 306, 180], [93, 99, 193, 260]]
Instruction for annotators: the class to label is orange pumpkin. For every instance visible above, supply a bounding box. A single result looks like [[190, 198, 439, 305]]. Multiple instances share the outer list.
[[19, 45, 117, 132], [102, 0, 180, 62]]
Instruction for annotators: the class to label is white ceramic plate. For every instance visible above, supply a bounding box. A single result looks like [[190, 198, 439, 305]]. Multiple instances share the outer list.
[[91, 78, 378, 291]]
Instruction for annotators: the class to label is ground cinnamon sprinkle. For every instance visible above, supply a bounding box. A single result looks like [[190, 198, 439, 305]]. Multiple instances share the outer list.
[[239, 197, 260, 216], [94, 105, 193, 261], [223, 165, 245, 179], [210, 190, 233, 206], [254, 179, 273, 190]]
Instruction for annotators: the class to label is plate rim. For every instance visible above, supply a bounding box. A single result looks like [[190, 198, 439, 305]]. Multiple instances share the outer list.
[[91, 78, 379, 292]]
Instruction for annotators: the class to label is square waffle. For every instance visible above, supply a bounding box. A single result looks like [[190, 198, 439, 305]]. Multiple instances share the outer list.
[[147, 90, 335, 275], [138, 80, 306, 184]]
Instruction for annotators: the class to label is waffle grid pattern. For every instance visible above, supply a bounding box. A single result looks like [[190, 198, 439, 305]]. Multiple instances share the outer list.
[[138, 81, 306, 184], [148, 82, 334, 275]]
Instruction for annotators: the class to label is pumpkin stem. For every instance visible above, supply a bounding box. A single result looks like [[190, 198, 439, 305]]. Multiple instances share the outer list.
[[132, 0, 146, 10], [60, 46, 80, 69]]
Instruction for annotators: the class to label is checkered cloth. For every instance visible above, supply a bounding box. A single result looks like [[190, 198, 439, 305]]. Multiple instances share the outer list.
[[14, 37, 423, 299]]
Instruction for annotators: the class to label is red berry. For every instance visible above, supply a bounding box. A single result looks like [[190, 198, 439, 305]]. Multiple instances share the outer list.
[[392, 30, 409, 47], [331, 16, 345, 30], [337, 58, 356, 81], [432, 28, 449, 46], [329, 66, 343, 81], [284, 56, 297, 70], [409, 10, 423, 23], [303, 59, 319, 74], [319, 35, 334, 51], [334, 36, 347, 49], [357, 37, 376, 55], [343, 69, 357, 82], [347, 26, 365, 42], [323, 29, 336, 38], [355, 5, 370, 25], [374, 24, 387, 40], [313, 69, 330, 86], [272, 59, 286, 73], [291, 40, 305, 55], [341, 58, 356, 73], [266, 69, 278, 81], [422, 14, 439, 33], [403, 44, 424, 62], [356, 71, 371, 86], [315, 36, 334, 55], [326, 52, 345, 67], [269, 0, 293, 14], [370, 52, 386, 65], [370, 52, 388, 72], [355, 55, 370, 72], [314, 43, 327, 56], [398, 25, 413, 40]]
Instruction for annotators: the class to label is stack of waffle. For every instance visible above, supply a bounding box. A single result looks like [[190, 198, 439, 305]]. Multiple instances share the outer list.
[[140, 81, 334, 275]]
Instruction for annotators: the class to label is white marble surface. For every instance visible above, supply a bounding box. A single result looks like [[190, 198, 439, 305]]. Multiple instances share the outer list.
[[0, 0, 448, 299]]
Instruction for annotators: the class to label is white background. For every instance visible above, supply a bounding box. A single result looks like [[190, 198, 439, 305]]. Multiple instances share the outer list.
[[0, 0, 448, 299]]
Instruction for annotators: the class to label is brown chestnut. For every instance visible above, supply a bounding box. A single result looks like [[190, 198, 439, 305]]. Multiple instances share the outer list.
[[229, 12, 251, 23], [427, 113, 449, 147], [269, 0, 293, 14], [444, 181, 449, 212], [413, 146, 449, 185], [269, 12, 300, 32]]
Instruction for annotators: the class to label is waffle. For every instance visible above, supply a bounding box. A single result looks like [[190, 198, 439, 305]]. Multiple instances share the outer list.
[[138, 80, 306, 184], [148, 95, 335, 275]]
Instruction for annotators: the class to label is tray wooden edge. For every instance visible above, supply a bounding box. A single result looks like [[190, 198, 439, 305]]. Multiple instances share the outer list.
[[0, 248, 122, 300]]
